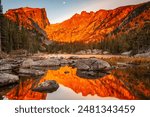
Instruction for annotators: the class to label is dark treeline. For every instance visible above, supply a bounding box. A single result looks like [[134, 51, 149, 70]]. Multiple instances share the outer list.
[[98, 24, 150, 54], [0, 15, 43, 53], [46, 42, 98, 53]]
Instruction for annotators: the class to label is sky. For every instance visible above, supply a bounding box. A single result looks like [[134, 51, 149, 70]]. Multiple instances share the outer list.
[[2, 0, 149, 24]]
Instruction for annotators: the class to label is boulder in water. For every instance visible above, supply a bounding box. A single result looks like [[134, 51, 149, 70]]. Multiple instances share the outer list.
[[0, 73, 19, 87], [75, 58, 111, 71], [32, 80, 59, 93]]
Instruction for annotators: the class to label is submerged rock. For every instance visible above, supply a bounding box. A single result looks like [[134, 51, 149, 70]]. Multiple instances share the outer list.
[[0, 73, 19, 87], [32, 80, 59, 93], [75, 58, 111, 71], [77, 70, 107, 79]]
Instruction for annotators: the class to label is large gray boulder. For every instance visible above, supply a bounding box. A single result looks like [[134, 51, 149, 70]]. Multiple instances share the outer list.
[[0, 64, 12, 71], [0, 73, 19, 87], [33, 58, 61, 67], [75, 58, 111, 71], [19, 68, 44, 76], [22, 58, 34, 68], [60, 59, 69, 64], [32, 80, 59, 93], [22, 58, 60, 68]]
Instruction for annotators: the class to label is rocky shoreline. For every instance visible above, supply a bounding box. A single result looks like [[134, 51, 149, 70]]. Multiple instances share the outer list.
[[0, 56, 111, 86], [0, 53, 150, 94]]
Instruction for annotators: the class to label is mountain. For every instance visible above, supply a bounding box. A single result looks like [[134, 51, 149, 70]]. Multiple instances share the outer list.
[[4, 7, 53, 53], [46, 6, 137, 43], [46, 2, 150, 43], [4, 2, 150, 44], [5, 7, 50, 36]]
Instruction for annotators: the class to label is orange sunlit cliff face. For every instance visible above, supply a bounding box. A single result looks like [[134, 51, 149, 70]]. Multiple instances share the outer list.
[[5, 7, 50, 30], [45, 6, 137, 43], [4, 2, 150, 43], [6, 66, 136, 100]]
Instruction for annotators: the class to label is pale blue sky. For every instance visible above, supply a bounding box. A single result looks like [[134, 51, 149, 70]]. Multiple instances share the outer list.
[[2, 0, 149, 23]]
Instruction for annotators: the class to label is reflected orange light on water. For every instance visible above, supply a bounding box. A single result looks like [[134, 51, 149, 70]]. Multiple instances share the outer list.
[[39, 66, 135, 99], [6, 79, 47, 100], [6, 66, 135, 100]]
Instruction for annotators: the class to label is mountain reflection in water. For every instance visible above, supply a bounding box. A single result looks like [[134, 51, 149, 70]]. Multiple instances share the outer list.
[[4, 66, 150, 100], [6, 78, 47, 100]]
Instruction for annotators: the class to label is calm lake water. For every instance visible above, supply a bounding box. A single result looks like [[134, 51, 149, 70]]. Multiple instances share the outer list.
[[1, 65, 150, 100]]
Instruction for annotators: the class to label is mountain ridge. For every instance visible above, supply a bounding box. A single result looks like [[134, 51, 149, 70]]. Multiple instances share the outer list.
[[4, 2, 150, 43], [5, 7, 50, 33]]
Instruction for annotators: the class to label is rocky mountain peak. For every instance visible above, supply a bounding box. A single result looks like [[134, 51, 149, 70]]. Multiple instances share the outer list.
[[5, 7, 50, 30], [4, 2, 150, 43]]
